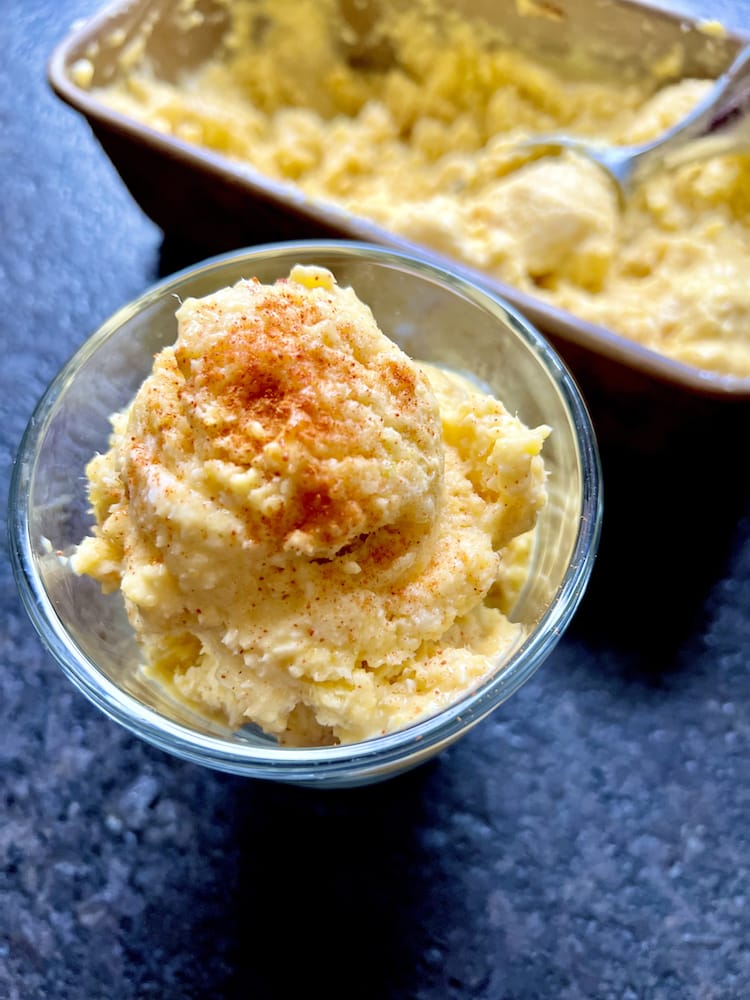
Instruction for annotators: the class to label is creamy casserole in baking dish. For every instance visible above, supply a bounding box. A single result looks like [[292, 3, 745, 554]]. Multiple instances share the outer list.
[[49, 0, 750, 396]]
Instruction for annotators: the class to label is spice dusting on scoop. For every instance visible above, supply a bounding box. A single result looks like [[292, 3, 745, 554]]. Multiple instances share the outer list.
[[72, 265, 549, 746]]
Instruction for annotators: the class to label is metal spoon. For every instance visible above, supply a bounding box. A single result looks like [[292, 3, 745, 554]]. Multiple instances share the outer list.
[[521, 44, 750, 198]]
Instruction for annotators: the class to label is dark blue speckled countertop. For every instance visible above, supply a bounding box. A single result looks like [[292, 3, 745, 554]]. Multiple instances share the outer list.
[[2, 1, 750, 997]]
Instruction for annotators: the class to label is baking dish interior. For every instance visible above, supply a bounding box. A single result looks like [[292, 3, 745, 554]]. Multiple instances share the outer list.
[[48, 0, 750, 401]]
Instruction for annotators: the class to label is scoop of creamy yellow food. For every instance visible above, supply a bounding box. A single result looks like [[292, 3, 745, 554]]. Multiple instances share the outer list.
[[89, 0, 750, 376], [72, 266, 549, 746]]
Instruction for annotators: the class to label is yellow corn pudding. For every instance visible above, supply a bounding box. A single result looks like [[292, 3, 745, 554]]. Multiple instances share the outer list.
[[85, 0, 750, 377], [72, 266, 549, 746]]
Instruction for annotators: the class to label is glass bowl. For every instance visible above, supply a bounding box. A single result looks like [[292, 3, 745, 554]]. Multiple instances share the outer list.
[[9, 240, 602, 787]]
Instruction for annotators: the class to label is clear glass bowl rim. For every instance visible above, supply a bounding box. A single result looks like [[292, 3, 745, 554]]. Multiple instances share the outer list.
[[9, 239, 602, 781]]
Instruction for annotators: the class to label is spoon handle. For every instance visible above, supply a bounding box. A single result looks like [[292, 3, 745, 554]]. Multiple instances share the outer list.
[[628, 45, 750, 183], [710, 44, 750, 122], [708, 46, 750, 134], [653, 46, 750, 146]]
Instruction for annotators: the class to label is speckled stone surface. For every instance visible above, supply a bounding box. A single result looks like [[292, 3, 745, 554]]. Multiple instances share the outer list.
[[2, 2, 750, 997]]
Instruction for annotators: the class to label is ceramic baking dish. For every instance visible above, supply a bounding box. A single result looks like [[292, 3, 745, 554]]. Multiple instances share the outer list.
[[48, 0, 750, 403]]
